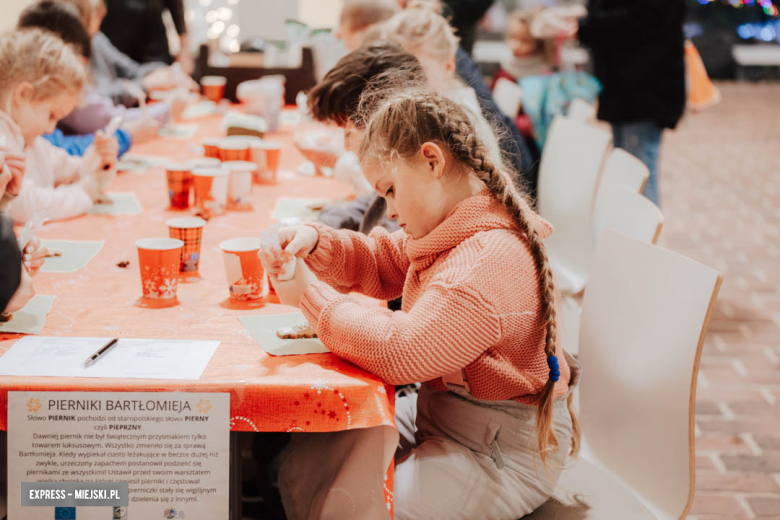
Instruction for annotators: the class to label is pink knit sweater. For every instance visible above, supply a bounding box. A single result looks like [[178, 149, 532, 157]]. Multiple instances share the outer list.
[[300, 189, 571, 403]]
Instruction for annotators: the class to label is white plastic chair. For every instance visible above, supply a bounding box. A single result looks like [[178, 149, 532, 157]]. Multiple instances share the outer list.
[[528, 231, 722, 520], [492, 77, 524, 120], [567, 98, 596, 124], [561, 187, 663, 356], [537, 116, 612, 296], [593, 186, 663, 247], [599, 147, 649, 196], [560, 149, 653, 355]]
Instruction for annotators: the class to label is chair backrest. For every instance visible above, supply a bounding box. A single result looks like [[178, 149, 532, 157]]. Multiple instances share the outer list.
[[593, 186, 663, 246], [567, 97, 596, 123], [538, 116, 612, 286], [600, 148, 650, 195], [492, 77, 524, 120], [578, 231, 721, 520]]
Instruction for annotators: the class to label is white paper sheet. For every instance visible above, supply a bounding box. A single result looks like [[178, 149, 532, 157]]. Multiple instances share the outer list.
[[0, 295, 55, 335], [0, 336, 220, 380], [240, 312, 329, 356]]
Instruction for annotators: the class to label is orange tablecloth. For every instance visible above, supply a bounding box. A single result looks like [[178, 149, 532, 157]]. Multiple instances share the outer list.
[[0, 113, 396, 435]]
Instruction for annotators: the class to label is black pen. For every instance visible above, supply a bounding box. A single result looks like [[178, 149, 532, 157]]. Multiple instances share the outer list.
[[83, 338, 119, 368]]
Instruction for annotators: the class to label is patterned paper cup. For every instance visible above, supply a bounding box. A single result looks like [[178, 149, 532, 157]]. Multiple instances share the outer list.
[[165, 163, 193, 209], [249, 140, 282, 183], [167, 217, 206, 272], [201, 75, 227, 102], [223, 161, 256, 210], [189, 157, 221, 170], [136, 238, 183, 306], [202, 138, 222, 159], [192, 167, 229, 217], [219, 238, 264, 300], [218, 140, 250, 162]]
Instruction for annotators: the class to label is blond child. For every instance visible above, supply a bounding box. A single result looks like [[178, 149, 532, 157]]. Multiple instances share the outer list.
[[379, 3, 506, 170], [263, 89, 579, 520], [0, 29, 118, 224], [336, 0, 399, 52], [499, 10, 551, 83]]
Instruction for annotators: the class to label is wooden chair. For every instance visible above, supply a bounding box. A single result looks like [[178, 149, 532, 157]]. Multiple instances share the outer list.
[[599, 148, 649, 196], [567, 98, 596, 124], [492, 77, 524, 120], [537, 116, 612, 296], [528, 231, 722, 520], [593, 186, 663, 247]]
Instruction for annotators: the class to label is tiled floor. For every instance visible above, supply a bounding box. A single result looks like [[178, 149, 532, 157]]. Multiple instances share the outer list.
[[657, 82, 780, 519]]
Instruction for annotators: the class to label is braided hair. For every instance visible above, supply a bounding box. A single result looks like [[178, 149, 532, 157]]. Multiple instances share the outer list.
[[359, 89, 580, 464]]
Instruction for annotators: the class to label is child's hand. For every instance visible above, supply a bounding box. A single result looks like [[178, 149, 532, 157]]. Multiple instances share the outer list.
[[0, 148, 26, 196], [22, 235, 48, 276], [3, 269, 34, 314], [268, 259, 319, 309], [259, 225, 319, 276], [143, 67, 178, 92], [123, 116, 161, 145], [167, 91, 189, 120], [94, 132, 119, 169]]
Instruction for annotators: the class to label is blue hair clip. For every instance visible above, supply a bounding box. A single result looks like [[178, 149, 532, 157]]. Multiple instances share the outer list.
[[547, 355, 560, 382]]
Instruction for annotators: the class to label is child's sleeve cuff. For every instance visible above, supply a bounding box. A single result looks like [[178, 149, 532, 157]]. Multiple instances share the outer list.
[[304, 222, 337, 275]]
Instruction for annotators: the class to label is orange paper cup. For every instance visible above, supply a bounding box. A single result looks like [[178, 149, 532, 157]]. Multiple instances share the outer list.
[[192, 167, 229, 217], [167, 217, 206, 272], [219, 238, 264, 300], [201, 75, 227, 103], [249, 140, 282, 183], [165, 163, 193, 209], [218, 140, 250, 162], [202, 139, 222, 159], [136, 238, 183, 306]]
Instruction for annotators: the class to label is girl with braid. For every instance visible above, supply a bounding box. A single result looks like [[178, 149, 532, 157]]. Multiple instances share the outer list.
[[260, 89, 579, 520]]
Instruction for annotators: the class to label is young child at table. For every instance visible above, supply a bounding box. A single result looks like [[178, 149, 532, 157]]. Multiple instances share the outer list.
[[17, 0, 165, 150], [62, 0, 196, 109], [495, 9, 551, 87], [0, 29, 119, 224], [336, 0, 399, 52], [262, 89, 580, 519], [310, 40, 427, 235], [0, 154, 46, 319], [379, 3, 505, 170]]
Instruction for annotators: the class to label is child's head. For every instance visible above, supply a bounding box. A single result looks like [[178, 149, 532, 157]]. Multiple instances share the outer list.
[[59, 0, 105, 37], [307, 40, 426, 151], [360, 90, 574, 461], [337, 0, 398, 52], [380, 2, 459, 89], [506, 10, 541, 58], [0, 29, 86, 144], [18, 1, 92, 62]]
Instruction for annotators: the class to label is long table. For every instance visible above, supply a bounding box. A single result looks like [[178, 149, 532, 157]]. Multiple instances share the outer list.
[[0, 112, 396, 518]]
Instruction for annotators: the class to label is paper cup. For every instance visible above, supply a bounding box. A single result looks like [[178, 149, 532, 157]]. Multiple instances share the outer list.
[[201, 75, 227, 103], [165, 163, 193, 209], [223, 161, 256, 209], [202, 138, 222, 159], [193, 167, 229, 217], [136, 238, 183, 304], [219, 238, 264, 300], [218, 140, 249, 162], [167, 217, 206, 272], [249, 140, 282, 183], [189, 157, 222, 171]]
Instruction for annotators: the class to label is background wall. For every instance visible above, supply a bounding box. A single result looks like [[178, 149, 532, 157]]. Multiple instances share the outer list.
[[1, 0, 34, 32]]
